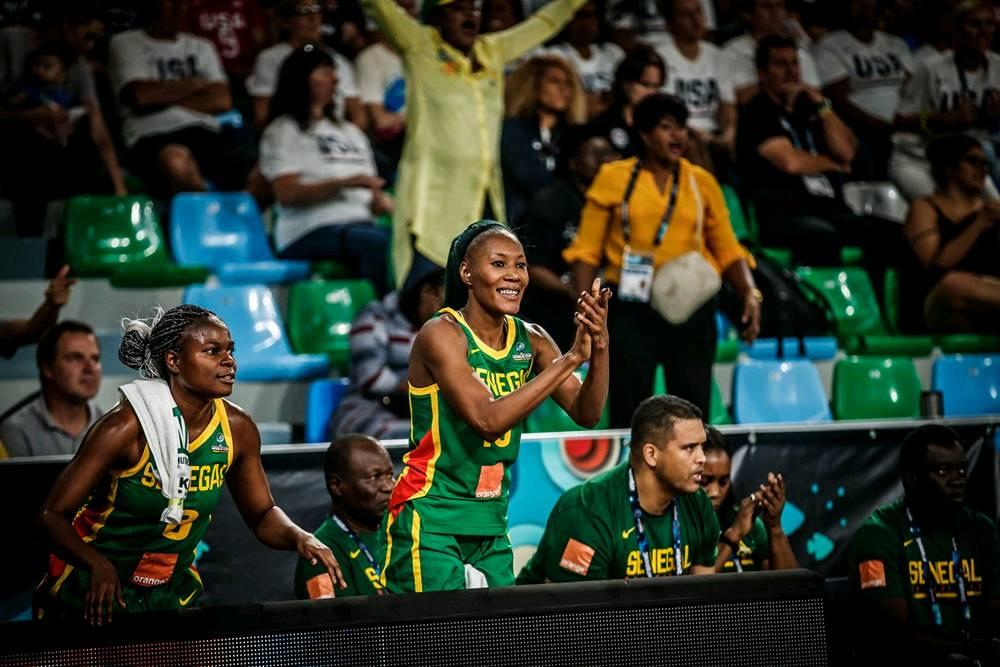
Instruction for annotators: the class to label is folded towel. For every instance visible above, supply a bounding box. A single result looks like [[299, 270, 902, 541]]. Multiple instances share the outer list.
[[464, 563, 488, 589], [119, 379, 190, 524]]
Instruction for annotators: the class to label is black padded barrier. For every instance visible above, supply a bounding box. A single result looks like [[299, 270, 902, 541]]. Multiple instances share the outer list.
[[0, 570, 828, 666]]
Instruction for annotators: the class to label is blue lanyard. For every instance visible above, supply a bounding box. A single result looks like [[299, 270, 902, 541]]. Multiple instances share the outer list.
[[904, 506, 971, 628], [778, 115, 819, 155], [627, 467, 683, 577], [331, 513, 381, 577], [621, 160, 681, 249]]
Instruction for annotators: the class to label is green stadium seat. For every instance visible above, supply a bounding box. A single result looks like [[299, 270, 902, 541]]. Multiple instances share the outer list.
[[883, 268, 900, 334], [525, 395, 611, 433], [840, 246, 863, 266], [832, 356, 922, 420], [935, 334, 1000, 354], [762, 247, 793, 268], [654, 367, 730, 425], [286, 279, 378, 371], [311, 260, 352, 279], [64, 195, 207, 287], [722, 185, 752, 241]]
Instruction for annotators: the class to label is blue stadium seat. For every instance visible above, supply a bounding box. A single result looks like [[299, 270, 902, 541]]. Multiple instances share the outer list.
[[932, 354, 1000, 417], [171, 192, 310, 284], [743, 336, 839, 361], [305, 378, 351, 443], [184, 284, 329, 381], [733, 359, 832, 424]]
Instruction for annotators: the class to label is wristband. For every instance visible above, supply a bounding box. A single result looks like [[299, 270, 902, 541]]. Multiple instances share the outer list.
[[747, 288, 764, 303], [816, 97, 833, 118]]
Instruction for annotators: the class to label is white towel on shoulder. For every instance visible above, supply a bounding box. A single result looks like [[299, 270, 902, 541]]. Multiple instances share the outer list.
[[119, 379, 190, 524]]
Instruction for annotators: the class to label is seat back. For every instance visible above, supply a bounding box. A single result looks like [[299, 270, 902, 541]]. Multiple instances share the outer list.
[[733, 359, 831, 423], [833, 356, 922, 420], [796, 267, 885, 338], [171, 192, 274, 267], [287, 280, 378, 367], [932, 354, 1000, 416], [64, 196, 169, 276], [183, 284, 296, 361], [305, 378, 351, 443], [842, 182, 909, 223]]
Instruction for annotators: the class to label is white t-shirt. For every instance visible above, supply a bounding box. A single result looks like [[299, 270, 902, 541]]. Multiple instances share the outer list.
[[914, 44, 950, 65], [354, 41, 403, 110], [109, 29, 227, 147], [246, 42, 358, 119], [722, 33, 821, 93], [647, 34, 734, 133], [259, 115, 377, 251], [893, 50, 1000, 153], [606, 0, 715, 32], [814, 30, 914, 122], [544, 42, 624, 94]]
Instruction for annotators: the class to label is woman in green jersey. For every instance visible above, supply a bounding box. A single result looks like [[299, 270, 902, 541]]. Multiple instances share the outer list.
[[700, 426, 797, 572], [381, 220, 611, 592], [36, 305, 345, 625]]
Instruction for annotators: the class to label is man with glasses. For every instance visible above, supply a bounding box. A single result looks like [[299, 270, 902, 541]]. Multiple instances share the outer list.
[[359, 0, 589, 296], [295, 434, 394, 598], [847, 424, 1000, 663]]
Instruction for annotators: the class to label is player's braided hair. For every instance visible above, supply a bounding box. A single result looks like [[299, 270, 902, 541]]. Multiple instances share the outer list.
[[119, 305, 220, 379], [443, 219, 515, 310]]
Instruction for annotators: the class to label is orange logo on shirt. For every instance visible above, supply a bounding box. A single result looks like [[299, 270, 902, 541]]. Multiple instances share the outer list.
[[131, 552, 179, 587], [475, 463, 504, 498], [559, 538, 596, 576], [859, 560, 887, 590], [306, 574, 336, 599]]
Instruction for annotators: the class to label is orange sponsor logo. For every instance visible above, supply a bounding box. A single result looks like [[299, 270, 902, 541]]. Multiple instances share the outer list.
[[306, 574, 336, 599], [131, 552, 179, 587], [475, 463, 504, 499], [859, 560, 887, 590], [559, 538, 596, 576]]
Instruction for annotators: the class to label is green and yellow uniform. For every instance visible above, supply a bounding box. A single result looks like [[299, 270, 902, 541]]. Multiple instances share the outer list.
[[36, 399, 234, 616], [848, 497, 1000, 636], [295, 515, 383, 598], [717, 503, 769, 572], [382, 308, 534, 592], [516, 462, 720, 583]]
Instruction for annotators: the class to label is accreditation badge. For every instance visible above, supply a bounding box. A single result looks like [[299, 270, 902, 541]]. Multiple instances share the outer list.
[[618, 246, 654, 303], [802, 174, 835, 198]]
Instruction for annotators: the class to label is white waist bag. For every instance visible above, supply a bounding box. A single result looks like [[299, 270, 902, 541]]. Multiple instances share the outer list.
[[649, 168, 721, 324]]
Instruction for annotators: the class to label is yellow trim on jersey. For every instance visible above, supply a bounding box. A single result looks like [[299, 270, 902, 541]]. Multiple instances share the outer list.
[[380, 514, 395, 588], [115, 444, 150, 478], [49, 563, 75, 596], [188, 402, 223, 454], [216, 399, 234, 468], [411, 510, 423, 593], [408, 383, 440, 396], [400, 388, 442, 501], [440, 307, 517, 360], [80, 477, 120, 544]]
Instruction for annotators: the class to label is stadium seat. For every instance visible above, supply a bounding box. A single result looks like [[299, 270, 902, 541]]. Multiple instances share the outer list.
[[184, 284, 329, 381], [305, 378, 351, 443], [722, 185, 753, 241], [743, 336, 838, 361], [832, 356, 922, 420], [525, 396, 611, 433], [64, 195, 207, 287], [715, 312, 740, 363], [171, 192, 310, 284], [732, 359, 832, 424], [883, 268, 900, 334], [935, 334, 1000, 354], [842, 182, 909, 223], [286, 279, 378, 372], [932, 354, 1000, 417], [653, 367, 731, 425], [796, 266, 933, 356]]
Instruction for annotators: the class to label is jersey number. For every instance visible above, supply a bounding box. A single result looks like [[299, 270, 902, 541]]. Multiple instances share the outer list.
[[483, 431, 512, 448], [162, 509, 200, 542]]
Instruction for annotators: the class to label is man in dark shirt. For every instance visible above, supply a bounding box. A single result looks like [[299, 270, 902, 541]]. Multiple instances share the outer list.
[[736, 34, 900, 268], [517, 125, 619, 350]]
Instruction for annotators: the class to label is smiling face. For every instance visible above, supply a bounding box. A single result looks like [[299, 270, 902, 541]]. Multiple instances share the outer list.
[[647, 418, 707, 496], [461, 230, 528, 316], [640, 114, 688, 163], [165, 319, 237, 399], [700, 449, 732, 511]]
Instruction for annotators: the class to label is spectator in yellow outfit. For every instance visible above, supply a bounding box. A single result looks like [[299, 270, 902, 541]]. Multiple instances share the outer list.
[[565, 93, 760, 427], [359, 0, 589, 291]]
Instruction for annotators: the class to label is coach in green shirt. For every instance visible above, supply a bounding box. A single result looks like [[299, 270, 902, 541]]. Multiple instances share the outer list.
[[295, 435, 394, 599], [517, 395, 719, 583]]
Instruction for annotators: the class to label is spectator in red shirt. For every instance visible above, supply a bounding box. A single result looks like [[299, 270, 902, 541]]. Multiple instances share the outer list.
[[183, 0, 268, 83]]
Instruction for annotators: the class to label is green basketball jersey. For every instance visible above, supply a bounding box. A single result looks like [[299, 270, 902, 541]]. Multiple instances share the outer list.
[[43, 399, 233, 606], [717, 503, 769, 572], [295, 515, 383, 598], [516, 462, 720, 583], [388, 307, 534, 536]]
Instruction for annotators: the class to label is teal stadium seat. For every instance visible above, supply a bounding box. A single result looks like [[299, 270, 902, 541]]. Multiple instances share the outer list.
[[733, 359, 831, 424]]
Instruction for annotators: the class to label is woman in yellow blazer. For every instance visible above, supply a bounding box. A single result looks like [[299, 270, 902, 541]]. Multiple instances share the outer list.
[[565, 93, 761, 427]]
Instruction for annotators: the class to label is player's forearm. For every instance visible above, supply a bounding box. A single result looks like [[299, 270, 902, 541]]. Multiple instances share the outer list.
[[38, 510, 110, 572], [569, 348, 608, 428], [766, 526, 798, 570], [819, 111, 857, 163], [251, 505, 310, 550]]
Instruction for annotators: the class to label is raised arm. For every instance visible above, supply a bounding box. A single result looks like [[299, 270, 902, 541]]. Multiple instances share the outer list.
[[359, 0, 424, 54], [491, 0, 588, 64], [225, 404, 346, 590], [37, 404, 143, 625], [756, 473, 798, 570], [412, 314, 591, 441]]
